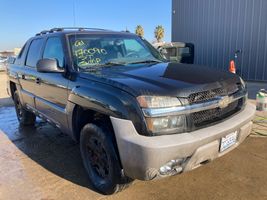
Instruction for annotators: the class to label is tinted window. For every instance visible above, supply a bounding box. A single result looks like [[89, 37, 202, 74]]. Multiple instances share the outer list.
[[43, 37, 64, 67], [26, 39, 44, 67], [166, 47, 177, 57], [179, 47, 190, 55], [17, 43, 26, 59]]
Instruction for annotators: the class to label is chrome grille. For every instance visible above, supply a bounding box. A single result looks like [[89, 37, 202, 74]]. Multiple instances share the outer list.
[[188, 84, 240, 105], [188, 88, 227, 104], [188, 86, 243, 128], [191, 100, 239, 127]]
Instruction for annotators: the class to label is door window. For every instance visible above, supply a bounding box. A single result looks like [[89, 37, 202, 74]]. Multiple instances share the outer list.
[[43, 37, 64, 68], [26, 39, 44, 67]]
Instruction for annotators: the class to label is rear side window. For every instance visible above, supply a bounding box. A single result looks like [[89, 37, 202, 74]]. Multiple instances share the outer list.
[[26, 39, 44, 67], [43, 37, 64, 68], [17, 43, 26, 59]]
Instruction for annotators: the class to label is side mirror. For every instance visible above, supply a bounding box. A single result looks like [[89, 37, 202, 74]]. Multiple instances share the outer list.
[[36, 58, 64, 73]]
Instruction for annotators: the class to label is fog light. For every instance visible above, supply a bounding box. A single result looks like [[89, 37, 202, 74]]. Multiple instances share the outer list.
[[159, 159, 183, 176], [159, 165, 172, 175]]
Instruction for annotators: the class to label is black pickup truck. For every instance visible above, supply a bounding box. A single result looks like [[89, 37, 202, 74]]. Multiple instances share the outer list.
[[6, 28, 255, 194]]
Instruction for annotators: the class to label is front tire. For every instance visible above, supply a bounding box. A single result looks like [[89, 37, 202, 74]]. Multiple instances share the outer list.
[[80, 123, 132, 195], [14, 91, 36, 126]]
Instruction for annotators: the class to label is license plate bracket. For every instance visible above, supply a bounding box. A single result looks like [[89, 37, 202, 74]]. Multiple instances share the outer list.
[[220, 131, 238, 152]]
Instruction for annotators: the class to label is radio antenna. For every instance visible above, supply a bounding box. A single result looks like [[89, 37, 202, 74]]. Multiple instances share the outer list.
[[72, 0, 76, 26]]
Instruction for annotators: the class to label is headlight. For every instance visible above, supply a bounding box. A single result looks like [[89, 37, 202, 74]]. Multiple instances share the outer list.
[[137, 96, 186, 135], [146, 115, 186, 134], [137, 96, 182, 108]]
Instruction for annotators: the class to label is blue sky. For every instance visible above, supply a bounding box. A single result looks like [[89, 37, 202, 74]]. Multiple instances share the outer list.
[[0, 0, 171, 51]]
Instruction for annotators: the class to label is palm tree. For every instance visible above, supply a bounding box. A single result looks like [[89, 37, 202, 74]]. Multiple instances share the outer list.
[[135, 25, 144, 37], [154, 25, 165, 42]]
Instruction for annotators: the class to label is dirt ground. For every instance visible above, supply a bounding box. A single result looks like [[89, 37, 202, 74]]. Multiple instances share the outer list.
[[0, 73, 7, 98], [0, 73, 13, 108], [0, 72, 267, 200]]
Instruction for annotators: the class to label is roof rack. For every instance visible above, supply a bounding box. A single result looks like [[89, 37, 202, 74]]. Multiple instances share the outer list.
[[35, 27, 110, 36]]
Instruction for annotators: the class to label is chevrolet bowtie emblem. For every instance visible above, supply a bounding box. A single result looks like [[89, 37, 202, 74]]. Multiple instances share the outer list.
[[218, 96, 231, 109]]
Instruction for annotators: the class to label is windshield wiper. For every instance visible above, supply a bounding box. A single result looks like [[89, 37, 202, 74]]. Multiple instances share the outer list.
[[101, 61, 127, 67], [79, 60, 160, 71], [79, 61, 126, 71], [128, 60, 162, 65]]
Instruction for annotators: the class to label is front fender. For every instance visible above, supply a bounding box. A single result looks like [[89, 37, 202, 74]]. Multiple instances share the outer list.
[[67, 81, 149, 137], [68, 85, 133, 119]]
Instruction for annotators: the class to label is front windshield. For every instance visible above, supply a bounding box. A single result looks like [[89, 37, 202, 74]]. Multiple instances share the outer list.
[[68, 33, 165, 70]]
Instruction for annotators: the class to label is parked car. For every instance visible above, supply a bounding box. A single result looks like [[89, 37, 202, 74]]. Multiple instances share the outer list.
[[153, 42, 194, 64], [0, 56, 7, 71], [6, 28, 255, 194]]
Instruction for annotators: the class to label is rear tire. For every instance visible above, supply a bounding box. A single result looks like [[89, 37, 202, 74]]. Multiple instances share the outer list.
[[80, 123, 132, 195], [14, 91, 36, 126]]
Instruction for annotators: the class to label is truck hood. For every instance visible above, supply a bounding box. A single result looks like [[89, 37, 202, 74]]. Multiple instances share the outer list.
[[79, 62, 241, 97]]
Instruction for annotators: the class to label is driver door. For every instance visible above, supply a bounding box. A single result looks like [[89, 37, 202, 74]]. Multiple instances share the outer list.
[[34, 37, 69, 127]]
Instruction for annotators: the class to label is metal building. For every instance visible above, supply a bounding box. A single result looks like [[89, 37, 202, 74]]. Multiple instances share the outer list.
[[172, 0, 267, 81]]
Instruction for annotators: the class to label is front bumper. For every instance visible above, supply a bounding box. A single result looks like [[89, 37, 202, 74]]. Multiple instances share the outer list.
[[110, 103, 256, 180]]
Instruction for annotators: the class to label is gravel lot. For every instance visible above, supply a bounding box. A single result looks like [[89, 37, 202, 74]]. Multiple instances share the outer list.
[[0, 71, 267, 200]]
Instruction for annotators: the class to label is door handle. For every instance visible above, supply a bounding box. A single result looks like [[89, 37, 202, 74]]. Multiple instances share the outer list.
[[35, 77, 41, 84]]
